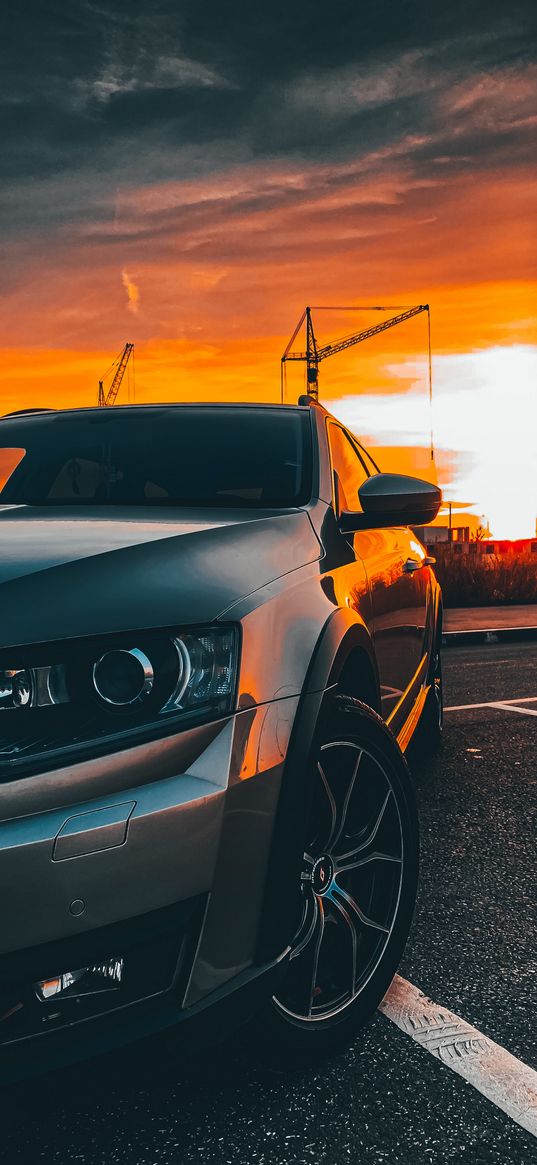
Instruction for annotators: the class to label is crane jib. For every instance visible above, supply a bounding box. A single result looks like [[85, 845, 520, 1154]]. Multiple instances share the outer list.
[[280, 303, 434, 460], [98, 343, 134, 407], [282, 305, 429, 363]]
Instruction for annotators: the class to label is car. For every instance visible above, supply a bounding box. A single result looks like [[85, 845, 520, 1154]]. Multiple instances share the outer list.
[[0, 397, 442, 1081]]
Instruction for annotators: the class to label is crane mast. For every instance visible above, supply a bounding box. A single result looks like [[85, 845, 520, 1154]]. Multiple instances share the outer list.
[[98, 342, 134, 407]]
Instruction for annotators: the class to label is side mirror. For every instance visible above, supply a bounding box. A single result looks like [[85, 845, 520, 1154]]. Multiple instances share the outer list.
[[339, 473, 442, 533]]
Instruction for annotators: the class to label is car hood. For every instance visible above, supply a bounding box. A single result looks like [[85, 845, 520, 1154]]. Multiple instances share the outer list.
[[0, 505, 321, 647]]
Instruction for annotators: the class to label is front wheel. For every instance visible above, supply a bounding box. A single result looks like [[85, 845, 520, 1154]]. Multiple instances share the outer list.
[[258, 697, 419, 1061]]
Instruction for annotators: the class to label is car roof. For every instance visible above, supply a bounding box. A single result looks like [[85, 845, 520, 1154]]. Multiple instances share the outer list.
[[1, 401, 317, 422]]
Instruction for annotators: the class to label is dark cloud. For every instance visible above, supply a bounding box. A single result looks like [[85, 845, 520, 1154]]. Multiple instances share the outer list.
[[0, 0, 535, 245], [180, 0, 535, 80]]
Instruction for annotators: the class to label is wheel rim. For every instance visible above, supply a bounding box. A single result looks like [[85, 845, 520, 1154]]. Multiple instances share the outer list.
[[273, 740, 405, 1024]]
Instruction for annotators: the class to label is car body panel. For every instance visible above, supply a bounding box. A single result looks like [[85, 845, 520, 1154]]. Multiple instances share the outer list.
[[355, 527, 429, 717], [0, 695, 299, 957], [0, 506, 321, 648], [0, 400, 441, 1077]]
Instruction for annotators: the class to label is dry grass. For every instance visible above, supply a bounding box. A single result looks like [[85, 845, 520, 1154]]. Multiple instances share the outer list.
[[431, 548, 537, 607]]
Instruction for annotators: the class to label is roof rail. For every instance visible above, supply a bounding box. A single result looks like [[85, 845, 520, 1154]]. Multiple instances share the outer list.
[[297, 394, 329, 413]]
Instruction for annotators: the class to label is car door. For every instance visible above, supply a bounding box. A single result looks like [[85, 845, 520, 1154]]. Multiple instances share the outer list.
[[351, 436, 429, 706], [328, 423, 427, 721]]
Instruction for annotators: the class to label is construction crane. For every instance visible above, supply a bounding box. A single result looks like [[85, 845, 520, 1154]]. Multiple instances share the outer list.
[[281, 303, 434, 458], [97, 342, 134, 407]]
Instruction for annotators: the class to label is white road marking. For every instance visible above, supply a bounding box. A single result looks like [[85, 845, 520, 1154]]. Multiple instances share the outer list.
[[493, 703, 537, 718], [380, 976, 537, 1138], [445, 696, 537, 712]]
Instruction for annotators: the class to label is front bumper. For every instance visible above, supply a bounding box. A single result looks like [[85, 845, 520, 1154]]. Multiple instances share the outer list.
[[0, 695, 300, 1080]]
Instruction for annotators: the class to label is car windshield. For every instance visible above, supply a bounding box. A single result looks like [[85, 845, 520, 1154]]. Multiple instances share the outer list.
[[0, 406, 312, 508]]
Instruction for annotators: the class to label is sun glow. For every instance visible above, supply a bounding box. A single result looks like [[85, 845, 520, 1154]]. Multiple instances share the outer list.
[[334, 345, 537, 540]]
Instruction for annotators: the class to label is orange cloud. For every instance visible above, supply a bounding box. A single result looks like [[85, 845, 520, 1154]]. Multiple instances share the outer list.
[[1, 150, 535, 534]]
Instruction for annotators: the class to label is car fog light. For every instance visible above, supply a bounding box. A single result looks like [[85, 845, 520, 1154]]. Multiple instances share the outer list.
[[0, 668, 33, 709], [93, 648, 154, 706], [11, 670, 32, 707], [35, 957, 124, 1001]]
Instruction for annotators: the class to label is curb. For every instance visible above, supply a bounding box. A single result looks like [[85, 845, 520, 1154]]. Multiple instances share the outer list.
[[443, 626, 537, 646]]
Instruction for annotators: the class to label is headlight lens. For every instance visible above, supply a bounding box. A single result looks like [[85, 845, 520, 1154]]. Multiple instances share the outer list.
[[93, 648, 155, 707], [0, 625, 239, 779]]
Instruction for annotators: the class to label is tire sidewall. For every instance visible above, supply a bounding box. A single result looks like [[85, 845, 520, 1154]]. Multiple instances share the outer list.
[[265, 697, 419, 1057]]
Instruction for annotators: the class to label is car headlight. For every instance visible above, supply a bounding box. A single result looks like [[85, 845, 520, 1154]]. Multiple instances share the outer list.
[[0, 625, 239, 778]]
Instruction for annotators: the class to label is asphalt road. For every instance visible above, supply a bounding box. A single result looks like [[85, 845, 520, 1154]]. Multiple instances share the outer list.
[[3, 641, 537, 1164]]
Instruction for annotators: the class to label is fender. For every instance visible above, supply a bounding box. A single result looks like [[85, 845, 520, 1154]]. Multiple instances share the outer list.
[[304, 605, 380, 708]]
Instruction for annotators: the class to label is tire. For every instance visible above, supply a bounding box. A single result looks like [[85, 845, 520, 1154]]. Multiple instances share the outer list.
[[256, 696, 419, 1062], [415, 634, 443, 752]]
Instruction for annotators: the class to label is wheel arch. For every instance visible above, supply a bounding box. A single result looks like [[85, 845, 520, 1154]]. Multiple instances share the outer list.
[[304, 608, 381, 713], [336, 647, 380, 715]]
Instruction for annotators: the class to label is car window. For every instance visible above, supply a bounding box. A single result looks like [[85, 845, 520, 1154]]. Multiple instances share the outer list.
[[352, 439, 380, 475], [0, 408, 312, 508], [47, 456, 167, 502], [0, 448, 25, 492], [327, 423, 369, 514]]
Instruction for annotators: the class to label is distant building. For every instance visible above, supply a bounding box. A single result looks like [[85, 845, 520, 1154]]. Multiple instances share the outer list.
[[483, 538, 537, 555], [413, 524, 470, 544], [414, 532, 537, 555]]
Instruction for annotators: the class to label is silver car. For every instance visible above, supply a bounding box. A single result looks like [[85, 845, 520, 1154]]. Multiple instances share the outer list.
[[0, 398, 442, 1080]]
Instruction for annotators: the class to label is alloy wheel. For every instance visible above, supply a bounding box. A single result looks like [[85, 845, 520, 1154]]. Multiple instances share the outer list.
[[273, 739, 405, 1024]]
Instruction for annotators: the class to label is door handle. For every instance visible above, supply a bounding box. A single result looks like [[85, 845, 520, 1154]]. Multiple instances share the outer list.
[[404, 554, 436, 572]]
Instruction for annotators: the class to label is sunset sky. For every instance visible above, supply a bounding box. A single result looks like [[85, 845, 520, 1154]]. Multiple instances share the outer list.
[[1, 1, 536, 536]]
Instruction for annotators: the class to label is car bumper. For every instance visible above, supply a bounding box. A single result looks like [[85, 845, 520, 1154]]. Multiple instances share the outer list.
[[0, 695, 301, 1081]]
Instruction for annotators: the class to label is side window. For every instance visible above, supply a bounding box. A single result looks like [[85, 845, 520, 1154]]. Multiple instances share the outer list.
[[353, 439, 380, 475], [0, 448, 25, 493], [328, 423, 369, 514]]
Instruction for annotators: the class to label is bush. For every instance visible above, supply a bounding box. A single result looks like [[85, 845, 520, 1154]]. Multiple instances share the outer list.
[[431, 549, 537, 607]]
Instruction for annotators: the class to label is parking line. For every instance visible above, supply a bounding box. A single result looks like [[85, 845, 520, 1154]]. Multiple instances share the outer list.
[[445, 696, 537, 712], [380, 976, 537, 1138], [492, 703, 537, 718]]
